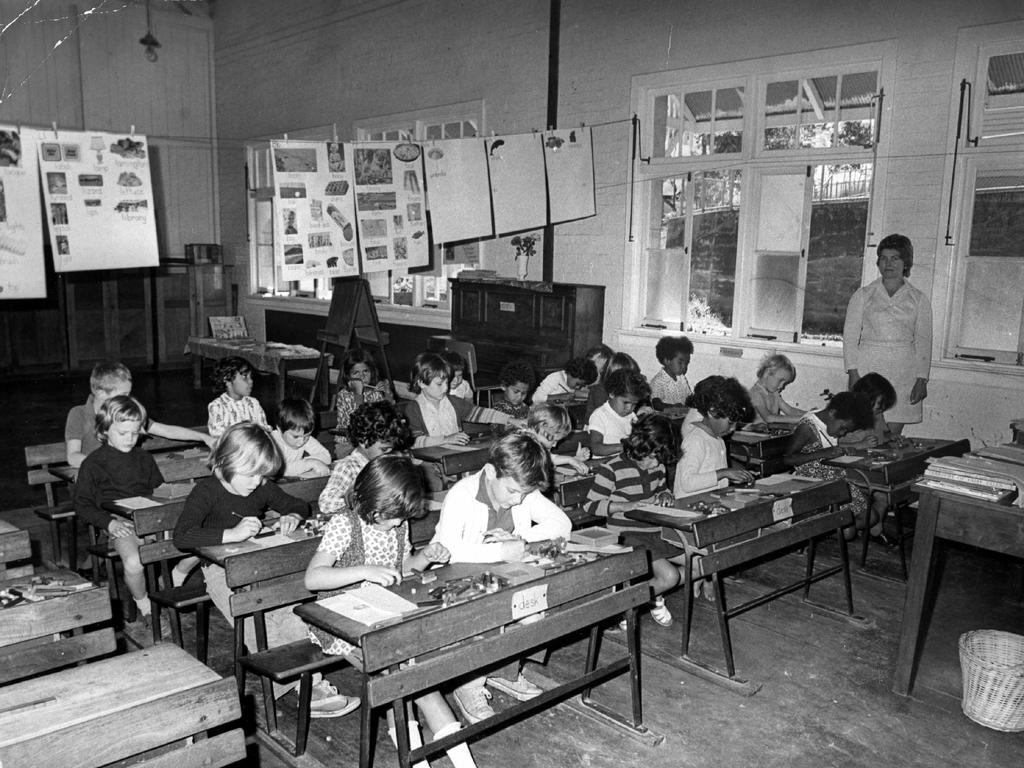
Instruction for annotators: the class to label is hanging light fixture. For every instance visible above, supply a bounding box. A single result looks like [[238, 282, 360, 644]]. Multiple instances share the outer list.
[[139, 0, 160, 62]]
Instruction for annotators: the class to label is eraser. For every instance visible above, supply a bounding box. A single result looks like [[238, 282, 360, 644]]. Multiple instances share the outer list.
[[420, 572, 437, 584]]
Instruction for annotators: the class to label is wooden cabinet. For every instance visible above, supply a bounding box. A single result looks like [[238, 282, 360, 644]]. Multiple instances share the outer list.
[[446, 278, 605, 380], [154, 264, 231, 365]]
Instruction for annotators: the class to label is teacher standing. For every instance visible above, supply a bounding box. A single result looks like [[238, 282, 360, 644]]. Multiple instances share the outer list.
[[843, 234, 932, 435]]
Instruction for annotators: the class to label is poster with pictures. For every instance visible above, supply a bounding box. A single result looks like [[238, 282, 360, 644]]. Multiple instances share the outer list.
[[0, 126, 46, 298], [422, 138, 492, 243], [271, 140, 359, 282], [543, 127, 596, 224], [37, 129, 159, 272], [486, 133, 547, 235], [352, 141, 429, 273]]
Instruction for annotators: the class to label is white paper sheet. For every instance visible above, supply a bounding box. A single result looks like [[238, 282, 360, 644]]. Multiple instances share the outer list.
[[0, 126, 46, 298], [319, 583, 418, 626], [487, 134, 547, 235], [423, 139, 493, 242], [114, 496, 162, 510], [543, 128, 596, 224]]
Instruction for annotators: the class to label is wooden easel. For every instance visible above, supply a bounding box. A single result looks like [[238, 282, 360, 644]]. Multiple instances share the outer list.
[[307, 278, 392, 407]]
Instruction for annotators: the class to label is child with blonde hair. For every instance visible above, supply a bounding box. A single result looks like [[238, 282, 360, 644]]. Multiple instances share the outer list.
[[749, 353, 805, 425]]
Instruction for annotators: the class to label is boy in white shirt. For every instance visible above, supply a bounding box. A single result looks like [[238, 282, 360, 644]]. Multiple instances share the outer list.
[[271, 398, 332, 477], [588, 369, 650, 457]]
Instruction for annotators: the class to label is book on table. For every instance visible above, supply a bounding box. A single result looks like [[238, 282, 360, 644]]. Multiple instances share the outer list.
[[318, 583, 419, 626], [917, 477, 1017, 504]]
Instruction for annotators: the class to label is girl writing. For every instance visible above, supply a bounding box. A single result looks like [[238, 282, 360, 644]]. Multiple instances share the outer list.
[[588, 369, 651, 458], [527, 403, 590, 475], [749, 353, 805, 425]]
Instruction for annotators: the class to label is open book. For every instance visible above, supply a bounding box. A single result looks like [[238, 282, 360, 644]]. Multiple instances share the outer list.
[[318, 583, 419, 626]]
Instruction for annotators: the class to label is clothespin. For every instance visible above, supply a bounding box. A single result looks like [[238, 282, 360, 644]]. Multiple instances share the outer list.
[[332, 124, 338, 143], [283, 132, 289, 141], [130, 124, 135, 137], [51, 121, 58, 140]]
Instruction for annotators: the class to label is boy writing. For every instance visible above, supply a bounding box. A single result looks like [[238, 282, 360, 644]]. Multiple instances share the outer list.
[[431, 430, 571, 723], [271, 398, 332, 477]]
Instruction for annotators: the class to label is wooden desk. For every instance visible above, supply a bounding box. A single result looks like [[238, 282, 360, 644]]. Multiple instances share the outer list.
[[0, 644, 245, 768], [627, 478, 861, 693], [0, 518, 32, 580], [825, 438, 970, 577], [892, 486, 1024, 697], [50, 448, 211, 486], [188, 335, 322, 402], [298, 549, 659, 768], [727, 428, 793, 478]]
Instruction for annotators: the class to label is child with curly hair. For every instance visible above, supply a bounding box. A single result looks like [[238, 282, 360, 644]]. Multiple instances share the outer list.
[[492, 361, 537, 419], [531, 356, 598, 404], [588, 369, 651, 457]]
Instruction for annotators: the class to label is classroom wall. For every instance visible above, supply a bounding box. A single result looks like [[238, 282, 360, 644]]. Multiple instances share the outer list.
[[211, 0, 1024, 446]]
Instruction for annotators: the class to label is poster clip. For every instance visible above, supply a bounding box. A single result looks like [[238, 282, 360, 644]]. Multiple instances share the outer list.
[[332, 123, 338, 143], [51, 121, 58, 139], [283, 132, 289, 141], [579, 122, 586, 127], [130, 124, 135, 137]]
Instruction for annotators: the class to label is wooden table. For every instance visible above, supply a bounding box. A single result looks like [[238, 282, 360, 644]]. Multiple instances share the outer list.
[[188, 335, 323, 402], [0, 518, 32, 580], [892, 486, 1024, 697], [727, 427, 793, 478], [50, 447, 211, 486], [0, 643, 245, 768], [627, 477, 863, 694], [298, 550, 660, 768], [825, 438, 970, 577]]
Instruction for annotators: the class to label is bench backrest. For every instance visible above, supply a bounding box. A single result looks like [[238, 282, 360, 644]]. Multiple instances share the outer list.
[[226, 537, 321, 621]]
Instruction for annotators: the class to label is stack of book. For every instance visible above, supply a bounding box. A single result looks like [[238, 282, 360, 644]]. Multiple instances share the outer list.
[[921, 455, 1021, 504]]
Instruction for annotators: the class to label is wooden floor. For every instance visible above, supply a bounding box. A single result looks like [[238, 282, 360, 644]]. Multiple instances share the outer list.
[[2, 368, 1023, 767]]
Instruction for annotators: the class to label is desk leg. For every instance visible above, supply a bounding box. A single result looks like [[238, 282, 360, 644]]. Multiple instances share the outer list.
[[892, 492, 940, 696], [192, 354, 203, 390]]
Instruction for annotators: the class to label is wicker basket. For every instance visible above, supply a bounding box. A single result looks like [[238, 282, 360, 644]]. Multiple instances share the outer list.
[[959, 630, 1024, 732]]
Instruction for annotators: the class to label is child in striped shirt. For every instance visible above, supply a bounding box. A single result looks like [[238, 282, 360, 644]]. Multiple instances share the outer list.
[[207, 356, 269, 438]]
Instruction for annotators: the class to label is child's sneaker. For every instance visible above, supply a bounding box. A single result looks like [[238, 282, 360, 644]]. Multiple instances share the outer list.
[[308, 679, 359, 718], [453, 682, 495, 723], [650, 597, 673, 627], [486, 673, 543, 701]]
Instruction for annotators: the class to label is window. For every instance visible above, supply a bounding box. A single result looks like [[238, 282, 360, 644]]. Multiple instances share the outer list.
[[946, 24, 1024, 366], [355, 101, 484, 309], [634, 44, 891, 344]]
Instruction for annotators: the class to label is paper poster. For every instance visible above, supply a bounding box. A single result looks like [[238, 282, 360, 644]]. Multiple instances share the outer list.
[[487, 133, 547, 235], [0, 127, 46, 298], [352, 141, 429, 273], [543, 128, 596, 224], [422, 139, 493, 243], [271, 140, 359, 282], [37, 129, 159, 272]]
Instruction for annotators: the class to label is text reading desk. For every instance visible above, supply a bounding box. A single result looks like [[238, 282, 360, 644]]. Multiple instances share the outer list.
[[0, 643, 245, 768], [893, 486, 1024, 697], [627, 478, 863, 694], [297, 550, 660, 768], [188, 336, 323, 403], [825, 438, 970, 578]]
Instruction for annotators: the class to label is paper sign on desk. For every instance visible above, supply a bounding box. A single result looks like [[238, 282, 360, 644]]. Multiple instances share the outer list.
[[829, 455, 864, 465], [249, 533, 296, 549], [633, 502, 706, 520], [114, 496, 162, 510], [319, 583, 419, 626], [511, 584, 548, 620], [771, 498, 793, 523]]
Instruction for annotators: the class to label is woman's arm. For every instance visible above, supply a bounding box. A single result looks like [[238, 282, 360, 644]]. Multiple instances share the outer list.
[[910, 292, 933, 404], [783, 423, 841, 467], [842, 288, 867, 384]]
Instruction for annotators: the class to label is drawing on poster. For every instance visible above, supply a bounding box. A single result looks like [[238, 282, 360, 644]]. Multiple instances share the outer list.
[[365, 245, 388, 261], [56, 235, 69, 255], [51, 203, 68, 225], [41, 143, 61, 162], [326, 204, 353, 241], [280, 184, 307, 199], [407, 202, 422, 222], [393, 214, 403, 232], [0, 181, 6, 221], [283, 209, 297, 234], [284, 245, 304, 264], [354, 148, 393, 185], [361, 219, 388, 238], [410, 229, 426, 241], [0, 131, 20, 166], [63, 144, 80, 161], [403, 170, 420, 194], [342, 248, 355, 266], [357, 192, 396, 211], [394, 238, 408, 260], [325, 180, 349, 196], [275, 147, 318, 173], [327, 142, 345, 172], [47, 173, 68, 194]]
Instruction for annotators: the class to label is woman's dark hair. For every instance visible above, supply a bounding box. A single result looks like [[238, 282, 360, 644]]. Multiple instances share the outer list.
[[852, 372, 897, 413], [686, 376, 753, 422], [348, 401, 412, 450], [212, 356, 253, 393], [564, 357, 598, 385], [349, 455, 425, 525], [827, 391, 875, 431], [877, 233, 914, 276], [499, 360, 537, 390], [621, 412, 679, 465], [605, 369, 651, 400]]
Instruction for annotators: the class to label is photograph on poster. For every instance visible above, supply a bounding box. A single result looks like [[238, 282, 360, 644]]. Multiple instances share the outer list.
[[280, 184, 307, 198], [361, 218, 388, 238], [357, 192, 396, 210], [354, 148, 393, 185], [47, 173, 68, 194], [394, 238, 408, 260], [0, 131, 20, 166], [283, 209, 297, 234], [63, 144, 80, 161], [308, 232, 332, 248], [326, 204, 353, 240], [365, 245, 388, 261], [327, 142, 345, 172], [117, 172, 142, 187], [393, 214, 403, 232], [41, 143, 61, 162], [284, 244, 304, 264], [325, 180, 349, 196], [56, 235, 69, 254], [78, 174, 103, 187], [110, 137, 146, 159], [51, 203, 68, 225], [407, 202, 422, 221], [275, 146, 318, 173]]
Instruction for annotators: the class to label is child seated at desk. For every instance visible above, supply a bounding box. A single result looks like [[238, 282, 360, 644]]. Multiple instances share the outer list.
[[334, 349, 394, 459], [207, 357, 269, 439], [840, 373, 897, 449], [173, 422, 352, 718], [749, 353, 805, 425], [588, 369, 650, 458], [442, 350, 474, 402], [584, 413, 679, 625], [432, 431, 571, 724], [304, 456, 477, 768], [74, 395, 165, 630], [649, 335, 693, 412], [527, 403, 590, 475], [66, 360, 213, 468], [319, 402, 412, 516], [530, 356, 598, 404], [586, 352, 641, 419], [404, 352, 520, 449], [783, 392, 878, 542], [491, 361, 536, 419], [271, 398, 332, 477]]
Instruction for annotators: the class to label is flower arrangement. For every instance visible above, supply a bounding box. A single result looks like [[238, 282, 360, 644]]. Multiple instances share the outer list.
[[510, 233, 539, 279]]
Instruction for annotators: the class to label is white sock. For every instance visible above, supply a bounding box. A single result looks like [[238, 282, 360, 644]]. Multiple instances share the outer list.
[[434, 721, 476, 768], [387, 720, 428, 768], [134, 596, 152, 616], [171, 565, 189, 587]]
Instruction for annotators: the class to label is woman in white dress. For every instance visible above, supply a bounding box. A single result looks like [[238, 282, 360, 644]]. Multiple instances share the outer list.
[[842, 234, 932, 435]]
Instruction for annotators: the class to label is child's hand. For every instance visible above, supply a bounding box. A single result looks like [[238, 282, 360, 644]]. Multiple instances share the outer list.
[[636, 405, 655, 416], [225, 516, 262, 543], [360, 565, 401, 586], [565, 457, 590, 475], [301, 458, 331, 476], [421, 542, 450, 564], [482, 528, 517, 543], [720, 467, 755, 484], [277, 513, 301, 535], [575, 444, 591, 461], [655, 491, 675, 507], [202, 434, 217, 450], [349, 379, 365, 396], [509, 418, 527, 428], [108, 518, 134, 539], [443, 432, 470, 446]]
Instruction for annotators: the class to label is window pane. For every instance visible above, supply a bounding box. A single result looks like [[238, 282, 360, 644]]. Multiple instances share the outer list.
[[644, 177, 687, 324], [968, 173, 1024, 259], [425, 124, 443, 140], [987, 51, 1024, 108], [462, 120, 478, 137], [765, 80, 799, 149], [714, 86, 743, 153], [837, 71, 877, 148], [683, 90, 712, 156], [689, 170, 740, 332], [799, 75, 836, 148], [801, 163, 872, 341], [444, 121, 462, 139], [652, 93, 682, 158]]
